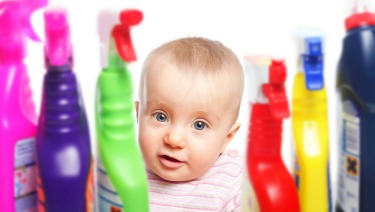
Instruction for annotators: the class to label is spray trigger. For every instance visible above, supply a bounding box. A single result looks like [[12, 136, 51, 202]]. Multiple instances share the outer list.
[[302, 37, 324, 90], [112, 9, 143, 62], [262, 60, 290, 119], [19, 0, 48, 41]]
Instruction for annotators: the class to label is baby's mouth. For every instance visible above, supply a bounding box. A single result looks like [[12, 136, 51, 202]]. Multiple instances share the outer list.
[[159, 154, 185, 169], [161, 155, 182, 163], [159, 154, 186, 170]]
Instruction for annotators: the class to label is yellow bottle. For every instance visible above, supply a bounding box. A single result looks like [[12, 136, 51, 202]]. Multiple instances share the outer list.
[[292, 28, 331, 212]]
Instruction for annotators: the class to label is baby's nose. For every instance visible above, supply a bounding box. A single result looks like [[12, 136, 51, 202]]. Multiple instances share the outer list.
[[163, 127, 186, 149]]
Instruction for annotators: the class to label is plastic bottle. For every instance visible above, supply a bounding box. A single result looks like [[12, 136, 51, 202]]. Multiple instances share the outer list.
[[242, 56, 300, 212], [336, 0, 375, 211], [96, 9, 149, 212], [292, 28, 331, 212], [0, 0, 47, 211], [36, 8, 93, 212]]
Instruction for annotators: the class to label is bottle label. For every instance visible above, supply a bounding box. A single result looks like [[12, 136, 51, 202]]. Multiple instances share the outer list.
[[86, 162, 95, 212], [338, 100, 360, 212], [14, 138, 37, 212], [97, 159, 124, 212], [293, 147, 332, 211], [293, 154, 300, 189], [37, 161, 95, 212], [241, 167, 260, 212]]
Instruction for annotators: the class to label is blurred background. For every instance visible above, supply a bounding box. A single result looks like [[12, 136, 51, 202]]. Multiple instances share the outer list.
[[26, 0, 349, 203]]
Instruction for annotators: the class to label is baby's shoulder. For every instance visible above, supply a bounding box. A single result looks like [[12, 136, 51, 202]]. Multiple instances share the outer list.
[[220, 148, 244, 165], [201, 148, 244, 182], [217, 148, 244, 171]]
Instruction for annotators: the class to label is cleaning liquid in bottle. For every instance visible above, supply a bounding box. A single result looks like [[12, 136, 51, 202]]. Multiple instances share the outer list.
[[36, 8, 94, 212], [242, 56, 300, 212], [336, 0, 375, 211], [96, 9, 149, 212], [0, 1, 47, 211], [292, 28, 331, 212]]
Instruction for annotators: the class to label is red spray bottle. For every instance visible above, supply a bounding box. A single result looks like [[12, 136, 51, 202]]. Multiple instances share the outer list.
[[242, 56, 300, 212]]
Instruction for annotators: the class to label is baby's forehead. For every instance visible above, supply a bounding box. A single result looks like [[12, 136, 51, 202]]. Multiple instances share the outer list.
[[145, 59, 231, 80], [150, 68, 237, 102], [142, 56, 242, 100]]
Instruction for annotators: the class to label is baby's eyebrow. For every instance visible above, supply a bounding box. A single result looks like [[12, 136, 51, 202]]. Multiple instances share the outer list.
[[146, 100, 167, 108], [193, 110, 220, 122]]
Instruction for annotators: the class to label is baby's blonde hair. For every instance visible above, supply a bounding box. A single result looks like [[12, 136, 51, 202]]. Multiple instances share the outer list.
[[139, 37, 244, 120]]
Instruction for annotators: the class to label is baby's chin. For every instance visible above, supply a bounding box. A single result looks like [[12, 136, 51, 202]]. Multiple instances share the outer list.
[[154, 168, 199, 182]]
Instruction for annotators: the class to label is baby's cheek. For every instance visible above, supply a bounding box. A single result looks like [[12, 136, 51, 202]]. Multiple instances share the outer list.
[[139, 141, 155, 170], [139, 135, 153, 156], [190, 153, 217, 176]]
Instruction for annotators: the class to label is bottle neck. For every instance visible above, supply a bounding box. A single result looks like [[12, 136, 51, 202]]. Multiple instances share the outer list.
[[107, 52, 125, 71], [42, 69, 82, 138], [46, 65, 72, 72], [0, 48, 25, 64], [248, 103, 283, 159], [0, 32, 25, 63]]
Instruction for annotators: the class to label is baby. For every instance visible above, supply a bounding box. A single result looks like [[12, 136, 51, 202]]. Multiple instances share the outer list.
[[136, 37, 244, 211]]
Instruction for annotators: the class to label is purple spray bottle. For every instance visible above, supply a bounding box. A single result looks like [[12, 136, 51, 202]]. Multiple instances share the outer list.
[[36, 8, 94, 212]]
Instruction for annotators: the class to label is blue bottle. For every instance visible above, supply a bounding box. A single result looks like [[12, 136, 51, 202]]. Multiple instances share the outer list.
[[336, 2, 375, 212]]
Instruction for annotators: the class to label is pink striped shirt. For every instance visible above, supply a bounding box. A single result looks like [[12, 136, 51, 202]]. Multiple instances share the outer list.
[[147, 149, 244, 212]]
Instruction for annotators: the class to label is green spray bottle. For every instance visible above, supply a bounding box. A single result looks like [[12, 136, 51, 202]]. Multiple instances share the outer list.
[[96, 9, 149, 212]]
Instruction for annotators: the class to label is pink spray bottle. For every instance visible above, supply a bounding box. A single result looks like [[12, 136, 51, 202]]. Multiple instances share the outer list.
[[0, 0, 47, 211]]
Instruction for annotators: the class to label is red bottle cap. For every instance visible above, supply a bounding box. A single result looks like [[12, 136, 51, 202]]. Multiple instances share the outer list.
[[345, 12, 375, 31]]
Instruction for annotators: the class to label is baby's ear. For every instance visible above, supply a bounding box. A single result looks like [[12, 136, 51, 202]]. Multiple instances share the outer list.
[[222, 122, 241, 151], [135, 101, 139, 122]]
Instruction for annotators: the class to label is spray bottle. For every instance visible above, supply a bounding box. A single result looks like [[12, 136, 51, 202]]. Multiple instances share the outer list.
[[96, 9, 149, 212], [336, 0, 375, 211], [0, 0, 47, 211], [242, 56, 300, 212], [36, 8, 93, 212], [292, 28, 331, 212]]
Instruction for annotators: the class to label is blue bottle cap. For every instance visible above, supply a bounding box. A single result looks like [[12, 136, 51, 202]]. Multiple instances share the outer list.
[[302, 37, 324, 90], [295, 27, 325, 91]]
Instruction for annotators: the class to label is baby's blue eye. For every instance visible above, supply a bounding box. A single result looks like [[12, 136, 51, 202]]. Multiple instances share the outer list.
[[193, 121, 206, 130], [154, 113, 167, 122]]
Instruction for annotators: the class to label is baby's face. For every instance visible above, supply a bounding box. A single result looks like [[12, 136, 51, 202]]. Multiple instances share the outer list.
[[137, 62, 239, 181]]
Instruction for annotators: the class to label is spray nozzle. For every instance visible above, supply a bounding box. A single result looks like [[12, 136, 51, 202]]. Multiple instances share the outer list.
[[0, 0, 47, 62], [245, 56, 290, 119], [295, 27, 324, 91], [44, 8, 72, 67], [113, 10, 143, 62], [98, 9, 143, 69], [349, 0, 374, 14]]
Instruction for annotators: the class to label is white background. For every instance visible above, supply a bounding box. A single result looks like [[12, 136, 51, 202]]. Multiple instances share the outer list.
[[26, 0, 350, 204]]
